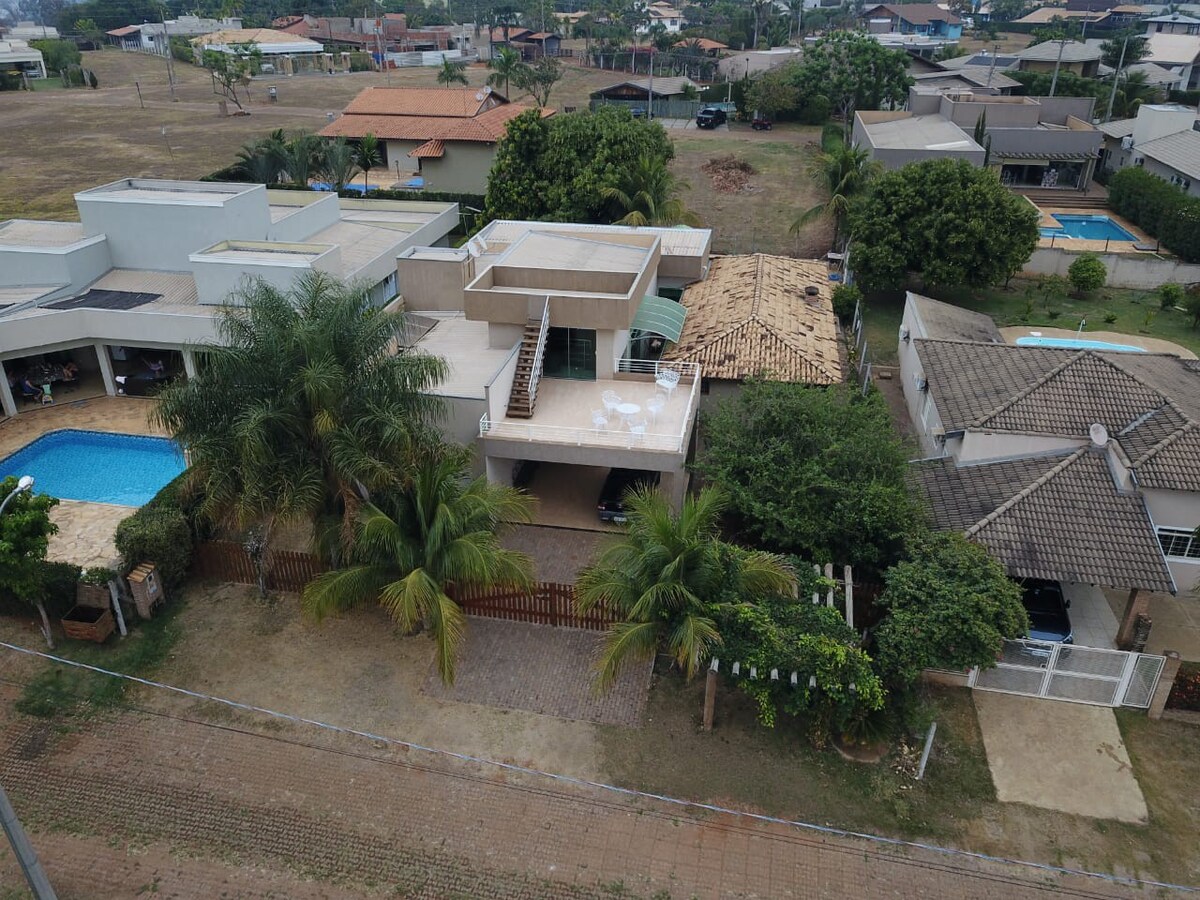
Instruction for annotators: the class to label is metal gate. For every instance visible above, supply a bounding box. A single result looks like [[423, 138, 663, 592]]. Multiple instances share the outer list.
[[969, 640, 1166, 708]]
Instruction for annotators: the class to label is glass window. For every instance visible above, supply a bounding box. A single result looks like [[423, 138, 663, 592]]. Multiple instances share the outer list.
[[542, 327, 596, 381], [1157, 527, 1200, 560]]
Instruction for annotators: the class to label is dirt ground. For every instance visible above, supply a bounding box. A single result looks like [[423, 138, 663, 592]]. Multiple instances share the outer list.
[[0, 50, 825, 259]]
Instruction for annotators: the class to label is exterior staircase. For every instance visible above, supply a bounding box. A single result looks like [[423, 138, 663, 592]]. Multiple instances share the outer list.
[[1015, 189, 1109, 209], [506, 300, 550, 419]]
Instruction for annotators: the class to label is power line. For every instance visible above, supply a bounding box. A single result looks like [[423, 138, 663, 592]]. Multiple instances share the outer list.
[[0, 641, 1194, 896]]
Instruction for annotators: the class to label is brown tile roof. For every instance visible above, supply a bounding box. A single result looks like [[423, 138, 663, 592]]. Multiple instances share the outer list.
[[320, 98, 551, 144], [862, 2, 962, 25], [409, 139, 445, 158], [661, 254, 842, 384], [344, 86, 496, 118], [908, 293, 1001, 343], [106, 24, 142, 36], [674, 37, 727, 49], [1125, 419, 1200, 491], [912, 450, 1175, 592]]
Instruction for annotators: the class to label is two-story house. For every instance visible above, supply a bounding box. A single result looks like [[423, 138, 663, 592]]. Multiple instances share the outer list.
[[1099, 103, 1200, 197], [860, 3, 963, 39]]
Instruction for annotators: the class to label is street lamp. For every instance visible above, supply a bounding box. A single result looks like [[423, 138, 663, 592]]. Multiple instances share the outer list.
[[0, 475, 34, 517]]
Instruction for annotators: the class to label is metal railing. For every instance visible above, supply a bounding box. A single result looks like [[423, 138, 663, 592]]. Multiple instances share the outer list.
[[527, 297, 550, 408], [480, 358, 700, 453]]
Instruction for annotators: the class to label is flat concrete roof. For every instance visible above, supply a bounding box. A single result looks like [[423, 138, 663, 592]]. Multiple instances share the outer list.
[[77, 178, 257, 205], [410, 313, 516, 400], [476, 220, 711, 258], [499, 231, 653, 274], [0, 220, 87, 248], [193, 241, 329, 263], [308, 220, 416, 275], [0, 285, 62, 307], [862, 114, 981, 152]]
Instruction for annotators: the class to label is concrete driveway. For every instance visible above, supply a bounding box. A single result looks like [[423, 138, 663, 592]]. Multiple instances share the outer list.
[[973, 691, 1148, 823]]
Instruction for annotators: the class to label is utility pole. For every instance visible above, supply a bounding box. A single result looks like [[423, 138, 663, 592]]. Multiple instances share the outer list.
[[648, 43, 654, 120], [1104, 33, 1129, 122], [160, 4, 177, 101], [986, 41, 999, 87], [1048, 38, 1066, 97], [1080, 5, 1092, 40], [0, 771, 56, 897]]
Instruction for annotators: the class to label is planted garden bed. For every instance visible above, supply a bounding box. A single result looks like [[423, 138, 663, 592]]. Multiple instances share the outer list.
[[1165, 662, 1200, 712]]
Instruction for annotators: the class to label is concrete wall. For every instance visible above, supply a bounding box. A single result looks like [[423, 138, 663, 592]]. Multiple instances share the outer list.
[[899, 299, 942, 456], [1022, 248, 1200, 288], [873, 145, 986, 169], [77, 184, 272, 271], [438, 394, 488, 460], [988, 126, 1100, 157], [0, 307, 221, 359], [265, 193, 341, 242], [484, 343, 521, 422], [397, 250, 472, 311], [189, 245, 340, 305], [942, 95, 1042, 127], [421, 143, 498, 194], [0, 236, 112, 292], [1143, 487, 1200, 594]]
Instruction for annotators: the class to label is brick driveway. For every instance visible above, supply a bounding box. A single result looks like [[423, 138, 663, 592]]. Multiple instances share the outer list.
[[0, 684, 1139, 899]]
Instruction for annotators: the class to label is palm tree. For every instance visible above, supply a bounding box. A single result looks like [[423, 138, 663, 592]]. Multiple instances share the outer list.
[[1110, 70, 1157, 119], [354, 132, 382, 193], [600, 155, 702, 227], [233, 129, 287, 184], [320, 137, 360, 191], [486, 46, 525, 98], [154, 273, 448, 566], [576, 486, 795, 687], [302, 450, 535, 683], [283, 132, 326, 188], [437, 58, 469, 86], [790, 125, 880, 251]]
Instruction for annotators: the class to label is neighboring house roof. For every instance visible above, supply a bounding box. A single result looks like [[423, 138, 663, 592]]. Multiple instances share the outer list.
[[911, 450, 1176, 592], [1135, 127, 1200, 181], [1014, 7, 1110, 22], [661, 254, 842, 384], [1016, 40, 1103, 62], [321, 88, 551, 144], [593, 76, 699, 97], [191, 27, 317, 45], [409, 139, 445, 158], [908, 293, 1002, 343], [862, 3, 962, 24], [1145, 32, 1200, 63], [1124, 61, 1188, 84], [106, 25, 142, 36], [674, 37, 727, 49], [915, 67, 1022, 90], [1146, 12, 1200, 22], [1098, 117, 1137, 138]]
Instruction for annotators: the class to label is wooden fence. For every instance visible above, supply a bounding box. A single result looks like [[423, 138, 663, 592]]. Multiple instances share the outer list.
[[455, 582, 618, 631], [191, 541, 326, 594]]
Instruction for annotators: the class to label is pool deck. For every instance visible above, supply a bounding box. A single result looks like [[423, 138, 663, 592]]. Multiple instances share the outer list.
[[999, 326, 1198, 359], [1034, 206, 1152, 254], [0, 397, 165, 569]]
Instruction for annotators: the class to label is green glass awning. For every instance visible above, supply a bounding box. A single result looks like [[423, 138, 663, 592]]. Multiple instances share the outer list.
[[631, 295, 687, 343]]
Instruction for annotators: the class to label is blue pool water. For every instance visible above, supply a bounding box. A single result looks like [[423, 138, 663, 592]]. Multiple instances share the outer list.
[[1039, 214, 1138, 242], [1015, 336, 1147, 353], [0, 430, 186, 506]]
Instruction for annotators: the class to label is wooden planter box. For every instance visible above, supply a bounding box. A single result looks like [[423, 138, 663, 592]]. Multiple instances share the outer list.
[[76, 582, 111, 609], [61, 605, 115, 644]]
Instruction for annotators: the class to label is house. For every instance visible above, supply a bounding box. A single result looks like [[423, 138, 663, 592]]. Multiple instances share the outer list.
[[1013, 40, 1104, 78], [660, 254, 843, 400], [319, 87, 552, 194], [393, 220, 714, 516], [1122, 60, 1188, 91], [191, 28, 326, 70], [673, 37, 728, 56], [637, 1, 686, 35], [591, 76, 700, 104], [1145, 13, 1200, 35], [860, 3, 963, 40], [1013, 7, 1111, 26], [717, 47, 804, 78], [0, 38, 46, 79], [1099, 103, 1200, 196], [1143, 32, 1200, 88], [0, 179, 458, 418], [911, 67, 1021, 94], [108, 16, 243, 56], [854, 88, 1102, 188], [5, 21, 57, 40], [898, 294, 1200, 668]]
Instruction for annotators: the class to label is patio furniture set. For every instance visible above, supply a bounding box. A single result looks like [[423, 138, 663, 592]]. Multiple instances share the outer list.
[[592, 369, 680, 437]]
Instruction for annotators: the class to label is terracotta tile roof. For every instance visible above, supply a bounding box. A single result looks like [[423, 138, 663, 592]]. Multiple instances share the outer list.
[[344, 86, 496, 117], [911, 450, 1176, 592], [674, 37, 727, 49], [106, 25, 142, 36], [320, 96, 551, 143], [862, 2, 962, 24], [192, 27, 319, 45], [661, 254, 842, 384], [408, 139, 445, 158]]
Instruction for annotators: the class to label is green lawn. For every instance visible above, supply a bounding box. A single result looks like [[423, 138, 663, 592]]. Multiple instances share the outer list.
[[862, 280, 1200, 367]]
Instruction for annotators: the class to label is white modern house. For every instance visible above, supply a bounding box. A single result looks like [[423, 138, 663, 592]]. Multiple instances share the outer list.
[[106, 16, 243, 56], [0, 179, 457, 418], [1099, 103, 1200, 196]]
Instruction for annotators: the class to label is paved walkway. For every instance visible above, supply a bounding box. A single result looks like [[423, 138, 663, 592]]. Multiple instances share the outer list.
[[974, 691, 1148, 824], [0, 684, 1140, 899]]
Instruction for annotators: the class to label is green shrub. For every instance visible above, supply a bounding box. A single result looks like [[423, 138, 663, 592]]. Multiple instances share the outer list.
[[1107, 167, 1200, 263], [830, 283, 861, 322], [0, 561, 80, 620], [1159, 282, 1185, 310], [1068, 253, 1106, 295], [1103, 312, 1118, 324], [114, 506, 192, 590], [348, 51, 372, 72], [30, 38, 80, 72]]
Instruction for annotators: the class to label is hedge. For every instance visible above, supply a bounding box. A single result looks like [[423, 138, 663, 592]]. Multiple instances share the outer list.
[[113, 470, 201, 590], [1106, 167, 1200, 263]]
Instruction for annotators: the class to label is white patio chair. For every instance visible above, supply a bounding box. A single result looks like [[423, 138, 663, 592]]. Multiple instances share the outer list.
[[629, 418, 648, 442], [601, 390, 621, 416], [591, 409, 609, 430], [645, 393, 666, 424], [655, 368, 680, 399]]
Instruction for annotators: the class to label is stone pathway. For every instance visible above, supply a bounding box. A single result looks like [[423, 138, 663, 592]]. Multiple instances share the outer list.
[[46, 499, 131, 569], [423, 619, 652, 726]]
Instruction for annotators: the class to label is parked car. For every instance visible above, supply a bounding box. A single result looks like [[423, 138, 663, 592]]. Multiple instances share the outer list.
[[629, 105, 647, 119], [751, 114, 772, 131], [597, 468, 660, 523], [1019, 579, 1074, 644], [696, 107, 727, 129], [512, 460, 539, 490]]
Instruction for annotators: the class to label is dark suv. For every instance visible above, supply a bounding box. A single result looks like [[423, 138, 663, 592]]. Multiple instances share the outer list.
[[597, 468, 660, 523], [696, 107, 727, 129], [1020, 579, 1073, 644]]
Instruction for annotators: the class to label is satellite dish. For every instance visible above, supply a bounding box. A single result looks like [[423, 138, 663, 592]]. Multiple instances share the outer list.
[[475, 91, 484, 101], [1089, 423, 1109, 447]]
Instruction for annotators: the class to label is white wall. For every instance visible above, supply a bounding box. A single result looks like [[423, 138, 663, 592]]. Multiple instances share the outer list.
[[958, 431, 1082, 462], [1022, 248, 1200, 288], [1143, 487, 1200, 594], [0, 236, 112, 292], [266, 194, 341, 242], [0, 307, 221, 358]]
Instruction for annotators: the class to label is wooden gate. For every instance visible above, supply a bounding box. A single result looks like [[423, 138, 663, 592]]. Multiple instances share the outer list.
[[455, 582, 618, 631], [191, 541, 326, 594]]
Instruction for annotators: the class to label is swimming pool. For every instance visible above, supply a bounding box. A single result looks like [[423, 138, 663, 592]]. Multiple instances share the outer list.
[[1039, 214, 1138, 242], [1015, 336, 1147, 353], [0, 430, 186, 506]]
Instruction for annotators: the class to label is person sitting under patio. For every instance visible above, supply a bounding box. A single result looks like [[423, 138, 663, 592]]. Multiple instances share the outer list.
[[19, 375, 41, 400], [61, 360, 79, 381], [142, 356, 166, 377]]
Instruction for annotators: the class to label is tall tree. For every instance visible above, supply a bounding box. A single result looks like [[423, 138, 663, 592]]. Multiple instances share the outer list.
[[576, 486, 795, 687], [0, 477, 59, 649], [437, 57, 469, 85], [600, 154, 701, 226], [697, 381, 922, 575], [1100, 30, 1149, 69], [793, 32, 911, 120], [486, 45, 526, 97], [303, 450, 534, 683], [154, 273, 448, 561], [790, 125, 879, 251], [512, 54, 562, 107], [849, 158, 1039, 292], [353, 132, 382, 192]]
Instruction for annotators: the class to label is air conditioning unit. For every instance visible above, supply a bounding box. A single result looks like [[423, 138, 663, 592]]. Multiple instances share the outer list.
[[899, 325, 911, 342], [1121, 135, 1133, 150], [916, 376, 928, 391]]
